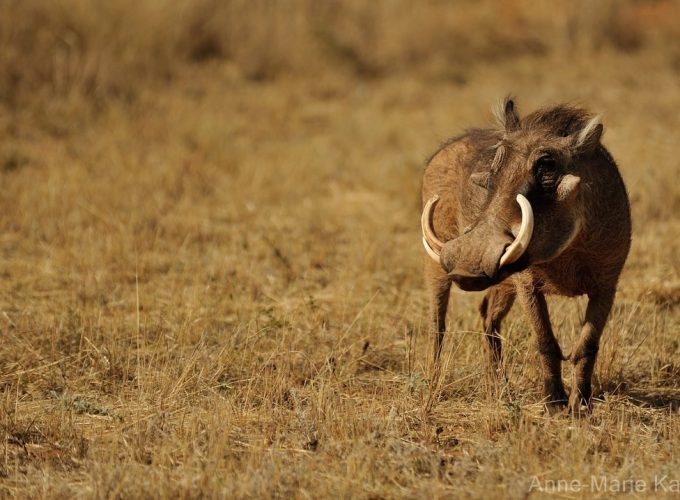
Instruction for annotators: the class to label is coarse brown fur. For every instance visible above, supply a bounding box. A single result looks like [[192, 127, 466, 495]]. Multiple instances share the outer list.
[[422, 98, 631, 414]]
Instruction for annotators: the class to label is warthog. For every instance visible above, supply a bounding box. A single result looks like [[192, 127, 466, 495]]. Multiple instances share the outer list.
[[421, 98, 631, 413]]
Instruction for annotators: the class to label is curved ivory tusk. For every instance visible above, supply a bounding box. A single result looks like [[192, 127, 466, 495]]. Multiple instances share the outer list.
[[422, 237, 441, 264], [499, 194, 534, 268], [421, 195, 444, 263]]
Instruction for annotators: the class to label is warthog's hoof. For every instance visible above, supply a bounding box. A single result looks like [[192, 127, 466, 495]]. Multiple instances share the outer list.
[[543, 379, 568, 415], [568, 395, 593, 417], [568, 383, 593, 417]]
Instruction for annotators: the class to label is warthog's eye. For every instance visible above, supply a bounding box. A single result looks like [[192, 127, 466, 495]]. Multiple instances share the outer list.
[[535, 155, 559, 191]]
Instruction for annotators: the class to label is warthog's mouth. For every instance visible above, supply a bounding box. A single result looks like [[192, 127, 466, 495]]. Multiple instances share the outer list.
[[446, 269, 495, 292], [421, 194, 534, 291], [446, 255, 530, 291]]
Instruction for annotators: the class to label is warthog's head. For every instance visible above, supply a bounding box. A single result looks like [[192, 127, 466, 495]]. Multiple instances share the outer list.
[[422, 98, 602, 291]]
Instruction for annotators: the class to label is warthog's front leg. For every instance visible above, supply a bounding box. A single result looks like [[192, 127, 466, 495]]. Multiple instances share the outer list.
[[425, 259, 452, 363], [479, 285, 515, 378], [517, 286, 568, 412], [569, 289, 616, 415]]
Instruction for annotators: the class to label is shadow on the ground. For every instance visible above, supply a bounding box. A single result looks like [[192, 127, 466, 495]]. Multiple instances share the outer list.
[[623, 390, 680, 411], [596, 377, 680, 411]]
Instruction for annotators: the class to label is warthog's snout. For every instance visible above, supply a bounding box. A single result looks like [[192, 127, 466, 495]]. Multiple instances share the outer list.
[[421, 194, 534, 291], [439, 225, 513, 291]]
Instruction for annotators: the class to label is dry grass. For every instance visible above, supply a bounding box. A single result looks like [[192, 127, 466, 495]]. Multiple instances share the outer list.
[[1, 1, 680, 498]]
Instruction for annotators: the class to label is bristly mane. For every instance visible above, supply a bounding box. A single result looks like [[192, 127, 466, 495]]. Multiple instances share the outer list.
[[521, 105, 595, 138], [425, 103, 597, 168]]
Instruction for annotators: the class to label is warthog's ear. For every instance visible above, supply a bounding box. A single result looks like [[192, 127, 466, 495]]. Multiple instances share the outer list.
[[504, 99, 521, 131], [493, 96, 521, 132], [570, 116, 603, 156], [470, 171, 490, 188]]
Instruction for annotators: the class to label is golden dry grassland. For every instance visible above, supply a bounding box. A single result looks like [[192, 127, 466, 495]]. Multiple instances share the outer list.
[[1, 0, 680, 498]]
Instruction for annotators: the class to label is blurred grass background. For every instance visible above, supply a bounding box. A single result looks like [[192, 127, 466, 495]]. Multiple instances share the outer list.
[[1, 0, 679, 497], [2, 0, 679, 104]]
